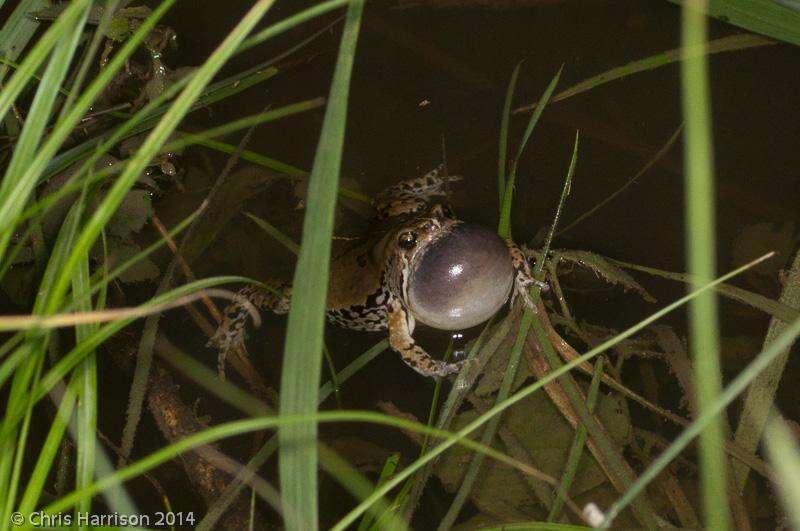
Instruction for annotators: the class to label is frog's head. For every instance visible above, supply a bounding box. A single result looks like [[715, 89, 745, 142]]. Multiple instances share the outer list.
[[387, 204, 515, 331]]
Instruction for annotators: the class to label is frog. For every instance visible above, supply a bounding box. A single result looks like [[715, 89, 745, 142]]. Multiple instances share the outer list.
[[208, 165, 545, 378]]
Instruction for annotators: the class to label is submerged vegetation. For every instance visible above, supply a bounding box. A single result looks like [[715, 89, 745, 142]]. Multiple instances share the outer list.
[[0, 0, 798, 529]]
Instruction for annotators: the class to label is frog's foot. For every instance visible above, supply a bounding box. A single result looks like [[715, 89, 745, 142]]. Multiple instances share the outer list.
[[208, 281, 292, 377], [374, 164, 462, 220], [506, 239, 548, 310], [386, 296, 465, 377]]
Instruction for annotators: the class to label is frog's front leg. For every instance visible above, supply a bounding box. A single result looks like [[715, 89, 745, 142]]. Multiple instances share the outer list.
[[374, 164, 461, 220], [506, 239, 548, 309], [208, 281, 292, 374], [386, 296, 464, 378]]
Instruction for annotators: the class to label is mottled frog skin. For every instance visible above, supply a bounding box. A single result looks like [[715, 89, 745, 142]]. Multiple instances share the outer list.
[[209, 166, 542, 377]]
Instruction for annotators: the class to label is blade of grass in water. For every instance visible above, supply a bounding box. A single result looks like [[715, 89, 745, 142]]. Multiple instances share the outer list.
[[557, 124, 683, 237], [44, 408, 538, 518], [278, 1, 363, 527], [245, 212, 301, 255], [681, 2, 729, 528], [512, 34, 773, 115], [0, 276, 252, 442], [498, 66, 561, 239], [497, 61, 522, 207], [40, 2, 348, 185], [72, 246, 100, 519], [764, 415, 800, 530], [194, 138, 370, 202], [548, 358, 604, 522], [610, 258, 797, 323]]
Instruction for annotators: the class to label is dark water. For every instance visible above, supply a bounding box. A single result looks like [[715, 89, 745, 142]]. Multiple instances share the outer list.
[[8, 0, 800, 527], [155, 0, 800, 527]]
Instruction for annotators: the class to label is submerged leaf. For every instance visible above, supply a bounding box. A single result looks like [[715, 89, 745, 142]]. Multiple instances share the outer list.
[[547, 249, 657, 303], [107, 189, 153, 238]]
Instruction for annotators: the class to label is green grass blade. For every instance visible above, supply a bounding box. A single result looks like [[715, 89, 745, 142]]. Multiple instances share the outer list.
[[764, 415, 800, 530], [535, 130, 578, 277], [610, 258, 798, 322], [192, 138, 370, 202], [319, 446, 407, 531], [513, 34, 772, 115], [0, 276, 251, 443], [557, 124, 682, 237], [498, 66, 561, 239], [240, 0, 349, 52], [548, 359, 604, 522], [166, 97, 325, 153], [72, 248, 98, 519], [358, 453, 401, 531], [681, 3, 728, 528], [16, 376, 78, 514], [601, 313, 800, 527], [245, 213, 301, 255], [498, 61, 522, 208], [278, 1, 363, 527]]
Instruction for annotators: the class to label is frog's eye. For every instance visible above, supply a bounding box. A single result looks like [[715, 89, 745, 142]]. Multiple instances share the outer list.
[[398, 231, 418, 250]]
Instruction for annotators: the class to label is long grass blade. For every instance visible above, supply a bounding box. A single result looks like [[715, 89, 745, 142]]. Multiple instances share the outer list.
[[278, 1, 364, 527], [548, 359, 604, 521], [681, 2, 728, 528], [498, 66, 561, 239], [498, 61, 522, 208], [513, 34, 772, 115]]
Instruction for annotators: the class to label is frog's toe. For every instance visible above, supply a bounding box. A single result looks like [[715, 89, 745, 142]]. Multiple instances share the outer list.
[[428, 359, 465, 378]]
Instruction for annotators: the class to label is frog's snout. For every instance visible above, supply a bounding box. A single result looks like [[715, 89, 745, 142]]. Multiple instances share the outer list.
[[407, 223, 514, 330]]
